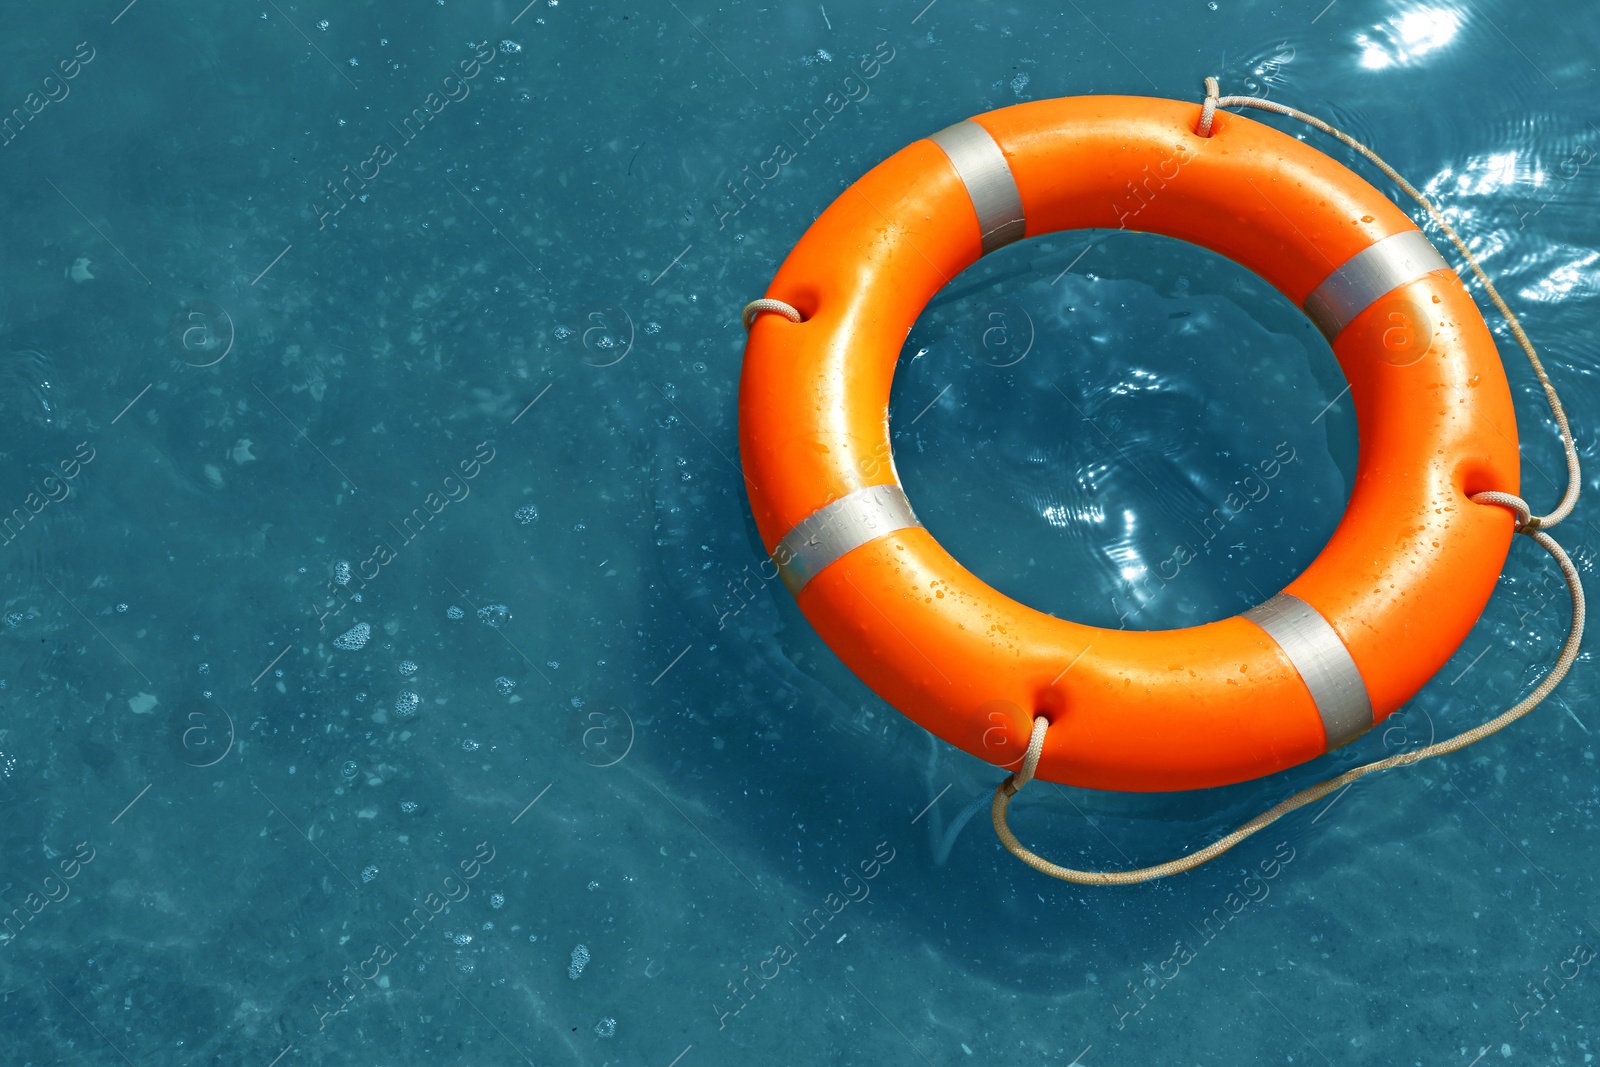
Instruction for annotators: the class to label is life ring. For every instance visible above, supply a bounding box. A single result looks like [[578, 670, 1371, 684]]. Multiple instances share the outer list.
[[738, 95, 1521, 793]]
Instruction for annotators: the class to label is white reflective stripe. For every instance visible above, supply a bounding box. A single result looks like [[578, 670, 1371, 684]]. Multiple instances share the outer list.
[[774, 484, 922, 596], [1241, 593, 1373, 750], [1302, 230, 1454, 340], [927, 120, 1027, 255]]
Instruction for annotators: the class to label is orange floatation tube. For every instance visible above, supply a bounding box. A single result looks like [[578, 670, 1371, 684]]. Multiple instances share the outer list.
[[739, 95, 1521, 793]]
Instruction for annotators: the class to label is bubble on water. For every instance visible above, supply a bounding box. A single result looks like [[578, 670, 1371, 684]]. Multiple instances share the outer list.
[[361, 865, 379, 883], [333, 623, 371, 650], [594, 1017, 616, 1038], [334, 561, 352, 585], [341, 760, 359, 779], [482, 920, 494, 930], [553, 325, 574, 340], [1010, 71, 1030, 96], [643, 321, 661, 335], [395, 691, 421, 718], [446, 606, 465, 620], [316, 18, 329, 29], [399, 660, 418, 677], [198, 663, 210, 675], [816, 48, 832, 61], [587, 880, 599, 891], [456, 959, 475, 976], [452, 932, 473, 946], [0, 751, 16, 778], [477, 604, 510, 628], [355, 692, 367, 702], [400, 800, 419, 814], [528, 933, 539, 943], [568, 944, 590, 979], [494, 676, 515, 695], [514, 504, 538, 525], [115, 603, 129, 613], [462, 739, 480, 752], [500, 39, 522, 53], [4, 612, 22, 627], [490, 891, 505, 909]]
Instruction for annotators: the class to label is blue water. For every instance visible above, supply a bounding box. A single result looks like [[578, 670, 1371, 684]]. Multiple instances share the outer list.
[[1, 1, 1597, 1064]]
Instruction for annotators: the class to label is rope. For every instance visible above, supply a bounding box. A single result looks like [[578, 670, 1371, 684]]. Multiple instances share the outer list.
[[990, 79, 1587, 884], [994, 502, 1584, 883], [742, 298, 803, 329], [1197, 77, 1579, 528]]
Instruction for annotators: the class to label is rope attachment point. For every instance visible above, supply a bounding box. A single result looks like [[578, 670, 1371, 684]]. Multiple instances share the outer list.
[[1197, 75, 1221, 137], [1471, 490, 1537, 532], [1000, 715, 1050, 798], [742, 298, 804, 329]]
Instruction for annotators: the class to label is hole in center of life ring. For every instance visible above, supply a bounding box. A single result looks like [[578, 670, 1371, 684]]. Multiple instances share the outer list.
[[889, 233, 1356, 632]]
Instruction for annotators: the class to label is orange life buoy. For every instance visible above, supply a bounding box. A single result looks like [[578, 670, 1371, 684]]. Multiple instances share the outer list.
[[738, 95, 1519, 792]]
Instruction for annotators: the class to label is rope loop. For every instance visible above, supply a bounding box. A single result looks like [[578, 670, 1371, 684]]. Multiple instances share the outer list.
[[1197, 75, 1221, 137], [1470, 490, 1535, 533], [742, 298, 803, 329], [1001, 716, 1050, 797]]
